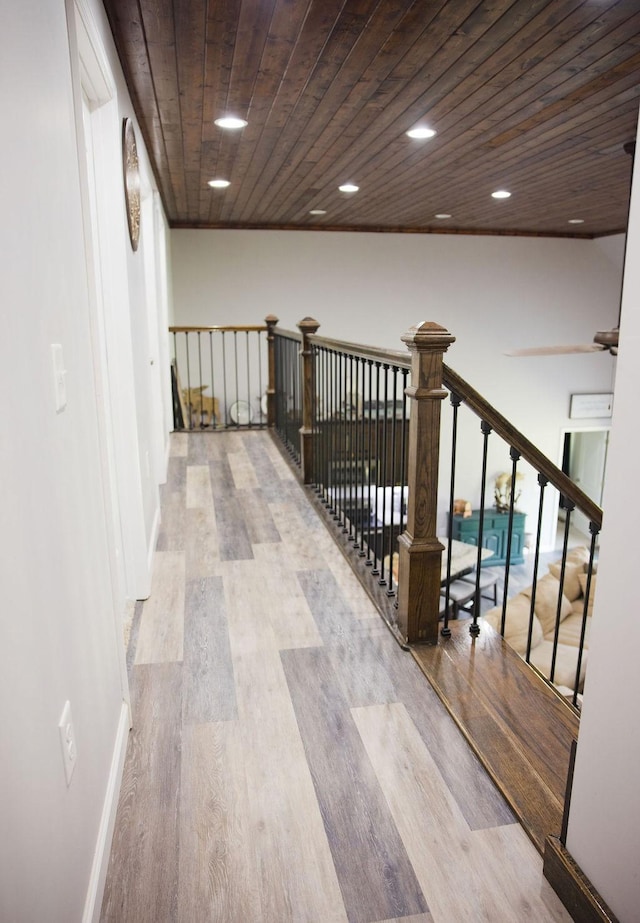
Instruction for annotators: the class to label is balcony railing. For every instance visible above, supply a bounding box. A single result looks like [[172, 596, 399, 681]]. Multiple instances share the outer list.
[[272, 326, 303, 464], [267, 317, 601, 714], [169, 315, 601, 714], [170, 324, 270, 429]]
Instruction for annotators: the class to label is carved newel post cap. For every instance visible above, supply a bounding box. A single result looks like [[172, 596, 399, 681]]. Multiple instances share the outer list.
[[297, 316, 321, 334], [264, 314, 279, 326], [401, 321, 455, 351]]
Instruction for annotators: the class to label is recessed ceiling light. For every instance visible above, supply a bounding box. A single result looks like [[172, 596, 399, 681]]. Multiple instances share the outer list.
[[435, 213, 452, 219], [309, 209, 327, 215], [568, 218, 585, 224], [338, 183, 359, 193], [491, 189, 511, 199], [208, 179, 230, 188], [214, 116, 248, 129], [406, 126, 437, 139]]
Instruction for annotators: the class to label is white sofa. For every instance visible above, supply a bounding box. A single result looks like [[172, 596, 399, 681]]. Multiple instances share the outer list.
[[482, 546, 596, 694]]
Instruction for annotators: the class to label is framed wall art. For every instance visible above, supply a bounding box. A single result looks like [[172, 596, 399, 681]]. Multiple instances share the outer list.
[[122, 117, 141, 251]]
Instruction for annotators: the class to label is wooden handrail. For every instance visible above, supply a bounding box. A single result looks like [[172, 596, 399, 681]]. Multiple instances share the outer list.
[[169, 324, 267, 333], [273, 326, 302, 341], [443, 363, 603, 529], [309, 333, 410, 368]]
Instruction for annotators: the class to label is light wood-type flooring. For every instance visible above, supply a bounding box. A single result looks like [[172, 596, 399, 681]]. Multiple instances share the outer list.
[[100, 430, 572, 923]]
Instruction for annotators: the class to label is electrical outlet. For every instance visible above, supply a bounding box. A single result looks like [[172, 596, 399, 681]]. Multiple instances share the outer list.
[[58, 700, 77, 786]]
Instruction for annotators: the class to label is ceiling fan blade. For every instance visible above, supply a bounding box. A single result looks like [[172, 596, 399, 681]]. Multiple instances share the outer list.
[[593, 327, 619, 349], [505, 344, 607, 357]]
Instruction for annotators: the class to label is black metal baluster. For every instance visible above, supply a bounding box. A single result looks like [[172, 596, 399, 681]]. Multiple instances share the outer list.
[[280, 336, 286, 440], [442, 392, 462, 638], [274, 336, 279, 434], [572, 521, 599, 706], [285, 338, 290, 449], [333, 350, 340, 519], [550, 502, 575, 683], [365, 360, 374, 563], [348, 354, 355, 541], [185, 332, 193, 430], [340, 351, 348, 533], [314, 346, 320, 488], [284, 338, 288, 444], [234, 330, 240, 428], [197, 331, 204, 427], [209, 332, 216, 428], [322, 346, 329, 493], [286, 338, 291, 450], [246, 331, 251, 428], [325, 350, 332, 508], [288, 338, 294, 452], [352, 356, 360, 547], [313, 343, 321, 488], [371, 362, 381, 576], [471, 420, 492, 636], [296, 337, 302, 458], [258, 330, 264, 429], [222, 332, 228, 428], [334, 350, 342, 523], [358, 356, 367, 555], [323, 347, 330, 503], [386, 367, 399, 597], [289, 337, 294, 452], [294, 337, 298, 449], [378, 365, 390, 587], [525, 474, 548, 660], [299, 337, 303, 458], [500, 447, 521, 632], [172, 331, 180, 428]]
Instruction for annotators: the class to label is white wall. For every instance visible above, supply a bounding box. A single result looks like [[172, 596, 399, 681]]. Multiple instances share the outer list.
[[565, 119, 640, 922], [172, 229, 622, 543], [0, 1, 169, 919]]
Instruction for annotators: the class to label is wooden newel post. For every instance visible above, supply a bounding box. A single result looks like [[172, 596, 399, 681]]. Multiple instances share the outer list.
[[297, 316, 320, 484], [265, 314, 279, 428], [397, 321, 456, 644]]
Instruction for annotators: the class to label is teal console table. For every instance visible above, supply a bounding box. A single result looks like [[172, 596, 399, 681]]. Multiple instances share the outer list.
[[450, 509, 526, 566]]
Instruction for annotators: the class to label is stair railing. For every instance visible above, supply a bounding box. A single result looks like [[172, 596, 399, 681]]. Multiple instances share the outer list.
[[441, 364, 601, 708]]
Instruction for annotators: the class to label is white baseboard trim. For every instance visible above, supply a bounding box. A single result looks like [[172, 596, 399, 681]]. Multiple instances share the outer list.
[[82, 701, 130, 923]]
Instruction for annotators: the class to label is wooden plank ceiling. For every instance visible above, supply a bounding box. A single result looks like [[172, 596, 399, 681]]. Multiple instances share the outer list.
[[103, 0, 640, 236]]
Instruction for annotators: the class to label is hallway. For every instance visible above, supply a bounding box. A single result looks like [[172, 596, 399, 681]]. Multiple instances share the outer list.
[[100, 430, 572, 922]]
